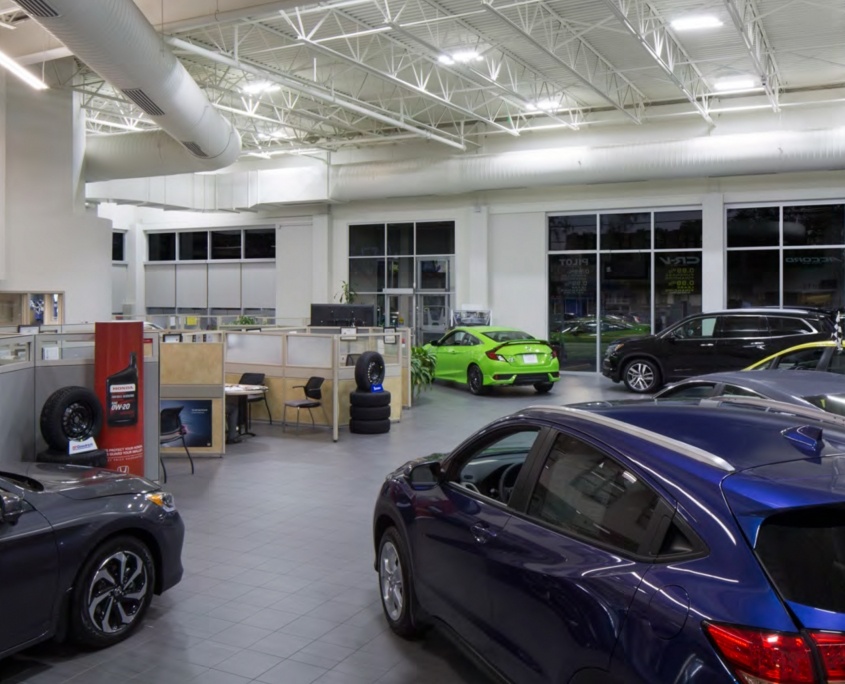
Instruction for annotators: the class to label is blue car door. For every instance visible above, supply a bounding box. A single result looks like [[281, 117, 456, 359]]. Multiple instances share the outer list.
[[410, 426, 547, 659], [0, 487, 58, 654], [483, 430, 664, 684]]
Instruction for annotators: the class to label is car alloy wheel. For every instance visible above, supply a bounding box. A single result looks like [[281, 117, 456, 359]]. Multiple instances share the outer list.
[[87, 549, 149, 635], [624, 360, 659, 393], [468, 365, 486, 395], [379, 540, 404, 622]]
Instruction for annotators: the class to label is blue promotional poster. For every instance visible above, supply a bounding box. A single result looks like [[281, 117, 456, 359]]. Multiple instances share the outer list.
[[160, 400, 213, 448]]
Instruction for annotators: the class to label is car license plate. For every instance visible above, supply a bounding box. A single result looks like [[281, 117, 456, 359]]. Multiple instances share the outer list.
[[523, 354, 538, 364]]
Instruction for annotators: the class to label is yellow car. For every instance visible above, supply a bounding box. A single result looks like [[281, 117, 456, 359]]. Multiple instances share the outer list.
[[745, 340, 845, 373]]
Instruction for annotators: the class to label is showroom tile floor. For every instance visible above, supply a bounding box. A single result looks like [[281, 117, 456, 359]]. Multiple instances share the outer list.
[[1, 374, 631, 684]]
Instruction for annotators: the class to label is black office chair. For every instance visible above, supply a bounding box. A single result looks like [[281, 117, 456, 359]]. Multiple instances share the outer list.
[[159, 406, 195, 482], [284, 377, 326, 432], [239, 372, 272, 424]]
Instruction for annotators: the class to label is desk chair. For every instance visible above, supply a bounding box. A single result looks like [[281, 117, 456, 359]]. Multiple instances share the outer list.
[[239, 372, 272, 424], [284, 377, 327, 432], [160, 406, 195, 482]]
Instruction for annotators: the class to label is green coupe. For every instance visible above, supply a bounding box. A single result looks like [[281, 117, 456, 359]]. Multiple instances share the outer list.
[[424, 326, 560, 395]]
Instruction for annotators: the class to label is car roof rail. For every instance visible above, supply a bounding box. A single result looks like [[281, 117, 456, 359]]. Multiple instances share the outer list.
[[701, 396, 845, 429], [530, 405, 734, 472]]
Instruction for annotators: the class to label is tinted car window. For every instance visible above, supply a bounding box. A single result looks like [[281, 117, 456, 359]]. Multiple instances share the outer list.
[[768, 316, 817, 336], [527, 433, 660, 554], [769, 347, 826, 370], [672, 316, 717, 339], [720, 385, 763, 397], [440, 331, 465, 347], [720, 316, 766, 339], [802, 393, 845, 417], [658, 383, 716, 399], [756, 505, 845, 612], [484, 330, 533, 343], [456, 429, 540, 502], [828, 350, 845, 374]]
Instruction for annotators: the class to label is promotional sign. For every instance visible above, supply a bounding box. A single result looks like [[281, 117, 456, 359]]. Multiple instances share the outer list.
[[95, 322, 145, 475], [160, 399, 212, 447]]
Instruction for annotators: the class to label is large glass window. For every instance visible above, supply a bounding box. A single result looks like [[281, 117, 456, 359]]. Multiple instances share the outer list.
[[387, 223, 414, 256], [349, 224, 385, 257], [416, 221, 455, 255], [112, 232, 125, 262], [600, 253, 650, 357], [244, 228, 275, 259], [655, 210, 702, 249], [550, 254, 597, 371], [549, 215, 596, 251], [148, 233, 175, 261], [211, 231, 242, 260], [727, 250, 779, 308], [727, 207, 780, 247], [600, 213, 650, 250], [783, 249, 845, 309], [783, 205, 845, 246], [655, 252, 702, 332], [179, 232, 208, 260]]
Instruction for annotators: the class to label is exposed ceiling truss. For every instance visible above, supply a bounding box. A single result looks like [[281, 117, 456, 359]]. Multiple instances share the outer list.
[[33, 0, 845, 157]]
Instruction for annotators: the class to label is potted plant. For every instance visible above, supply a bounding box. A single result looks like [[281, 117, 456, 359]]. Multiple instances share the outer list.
[[411, 345, 437, 398]]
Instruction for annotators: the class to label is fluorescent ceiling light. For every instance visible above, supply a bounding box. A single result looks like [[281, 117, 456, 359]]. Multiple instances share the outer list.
[[439, 49, 482, 66], [257, 129, 292, 141], [241, 80, 281, 95], [714, 76, 758, 91], [527, 98, 558, 112], [671, 15, 723, 31], [0, 48, 47, 90]]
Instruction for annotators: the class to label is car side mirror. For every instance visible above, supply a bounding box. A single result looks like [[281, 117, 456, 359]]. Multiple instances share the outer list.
[[407, 462, 442, 489], [0, 491, 24, 525], [430, 339, 440, 347]]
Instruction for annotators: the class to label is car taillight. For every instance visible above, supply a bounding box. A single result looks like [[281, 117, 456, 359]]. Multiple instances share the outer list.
[[550, 347, 558, 359], [704, 623, 815, 683], [810, 631, 845, 682], [486, 345, 507, 362]]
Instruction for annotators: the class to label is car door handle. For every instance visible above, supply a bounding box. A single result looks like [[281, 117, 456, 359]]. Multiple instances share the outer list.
[[699, 343, 714, 347], [470, 521, 497, 544]]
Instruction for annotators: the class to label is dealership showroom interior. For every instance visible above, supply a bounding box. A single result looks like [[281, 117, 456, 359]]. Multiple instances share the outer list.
[[6, 0, 845, 683]]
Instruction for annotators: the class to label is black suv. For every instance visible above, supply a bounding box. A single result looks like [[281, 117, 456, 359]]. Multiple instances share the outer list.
[[602, 308, 834, 393]]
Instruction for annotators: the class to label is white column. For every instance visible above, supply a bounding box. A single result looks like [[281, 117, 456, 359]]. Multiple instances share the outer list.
[[311, 213, 330, 305], [701, 193, 725, 312], [465, 205, 489, 308]]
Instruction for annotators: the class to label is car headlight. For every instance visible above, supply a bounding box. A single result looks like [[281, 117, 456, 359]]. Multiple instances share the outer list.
[[606, 342, 624, 354], [145, 491, 176, 512]]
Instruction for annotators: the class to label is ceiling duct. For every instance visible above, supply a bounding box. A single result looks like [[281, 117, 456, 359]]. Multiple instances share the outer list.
[[20, 0, 241, 180]]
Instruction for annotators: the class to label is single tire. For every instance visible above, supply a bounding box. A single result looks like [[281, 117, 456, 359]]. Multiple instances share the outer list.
[[70, 535, 155, 648], [350, 418, 391, 434], [355, 351, 386, 391], [40, 386, 104, 452], [623, 359, 662, 393], [534, 382, 554, 394], [36, 448, 108, 468], [349, 390, 392, 408], [350, 405, 391, 421], [467, 365, 487, 396], [378, 527, 423, 638]]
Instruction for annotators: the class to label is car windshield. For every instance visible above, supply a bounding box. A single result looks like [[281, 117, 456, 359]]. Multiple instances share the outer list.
[[756, 505, 845, 612], [802, 394, 845, 416], [484, 330, 534, 342]]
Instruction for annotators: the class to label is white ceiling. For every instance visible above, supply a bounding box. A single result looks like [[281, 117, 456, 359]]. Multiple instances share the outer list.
[[6, 0, 845, 158]]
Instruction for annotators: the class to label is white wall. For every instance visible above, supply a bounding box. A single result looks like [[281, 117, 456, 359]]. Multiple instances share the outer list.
[[489, 212, 546, 337], [2, 66, 111, 324], [276, 218, 313, 325]]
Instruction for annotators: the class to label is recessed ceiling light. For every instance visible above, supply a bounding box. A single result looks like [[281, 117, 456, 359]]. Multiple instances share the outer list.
[[671, 16, 723, 31], [242, 81, 281, 95], [714, 76, 758, 91]]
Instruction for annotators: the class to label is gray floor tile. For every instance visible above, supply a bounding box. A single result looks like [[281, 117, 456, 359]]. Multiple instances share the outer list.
[[213, 649, 284, 679], [256, 659, 328, 684]]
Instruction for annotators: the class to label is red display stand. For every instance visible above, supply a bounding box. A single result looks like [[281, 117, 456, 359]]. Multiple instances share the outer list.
[[94, 322, 145, 475]]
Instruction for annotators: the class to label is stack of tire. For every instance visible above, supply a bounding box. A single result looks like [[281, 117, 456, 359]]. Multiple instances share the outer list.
[[37, 386, 108, 467], [350, 351, 391, 434]]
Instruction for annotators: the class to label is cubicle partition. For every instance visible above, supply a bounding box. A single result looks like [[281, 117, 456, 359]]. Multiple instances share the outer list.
[[222, 327, 410, 442]]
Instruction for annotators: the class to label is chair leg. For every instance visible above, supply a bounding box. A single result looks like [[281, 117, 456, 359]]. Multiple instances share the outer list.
[[263, 395, 273, 424], [308, 407, 315, 428], [181, 436, 195, 474], [295, 408, 301, 432], [160, 456, 167, 483]]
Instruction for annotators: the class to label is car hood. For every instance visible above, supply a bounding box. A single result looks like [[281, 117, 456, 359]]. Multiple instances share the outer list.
[[608, 334, 652, 347], [12, 463, 158, 500]]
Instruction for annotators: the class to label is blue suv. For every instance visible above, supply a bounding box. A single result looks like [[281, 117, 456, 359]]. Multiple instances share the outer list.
[[373, 400, 845, 683]]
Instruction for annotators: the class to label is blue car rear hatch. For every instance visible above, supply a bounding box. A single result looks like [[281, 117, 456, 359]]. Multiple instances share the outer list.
[[722, 450, 845, 632]]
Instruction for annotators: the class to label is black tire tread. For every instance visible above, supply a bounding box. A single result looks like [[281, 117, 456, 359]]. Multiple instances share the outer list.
[[349, 390, 391, 408], [350, 405, 391, 421], [40, 386, 104, 452], [350, 418, 391, 434], [354, 351, 386, 391]]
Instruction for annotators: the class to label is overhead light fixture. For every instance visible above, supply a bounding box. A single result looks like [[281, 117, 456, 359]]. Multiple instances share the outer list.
[[241, 80, 281, 95], [0, 48, 47, 90], [671, 16, 723, 31], [714, 76, 758, 92], [527, 98, 558, 112], [438, 49, 482, 66], [257, 129, 292, 141]]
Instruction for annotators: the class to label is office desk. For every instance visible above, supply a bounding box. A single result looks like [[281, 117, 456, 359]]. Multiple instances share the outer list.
[[225, 384, 268, 436]]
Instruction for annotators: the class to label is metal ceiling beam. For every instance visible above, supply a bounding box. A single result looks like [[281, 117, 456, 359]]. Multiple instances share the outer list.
[[296, 36, 520, 136], [601, 0, 713, 124], [165, 36, 467, 151], [723, 0, 781, 112], [483, 0, 646, 123]]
